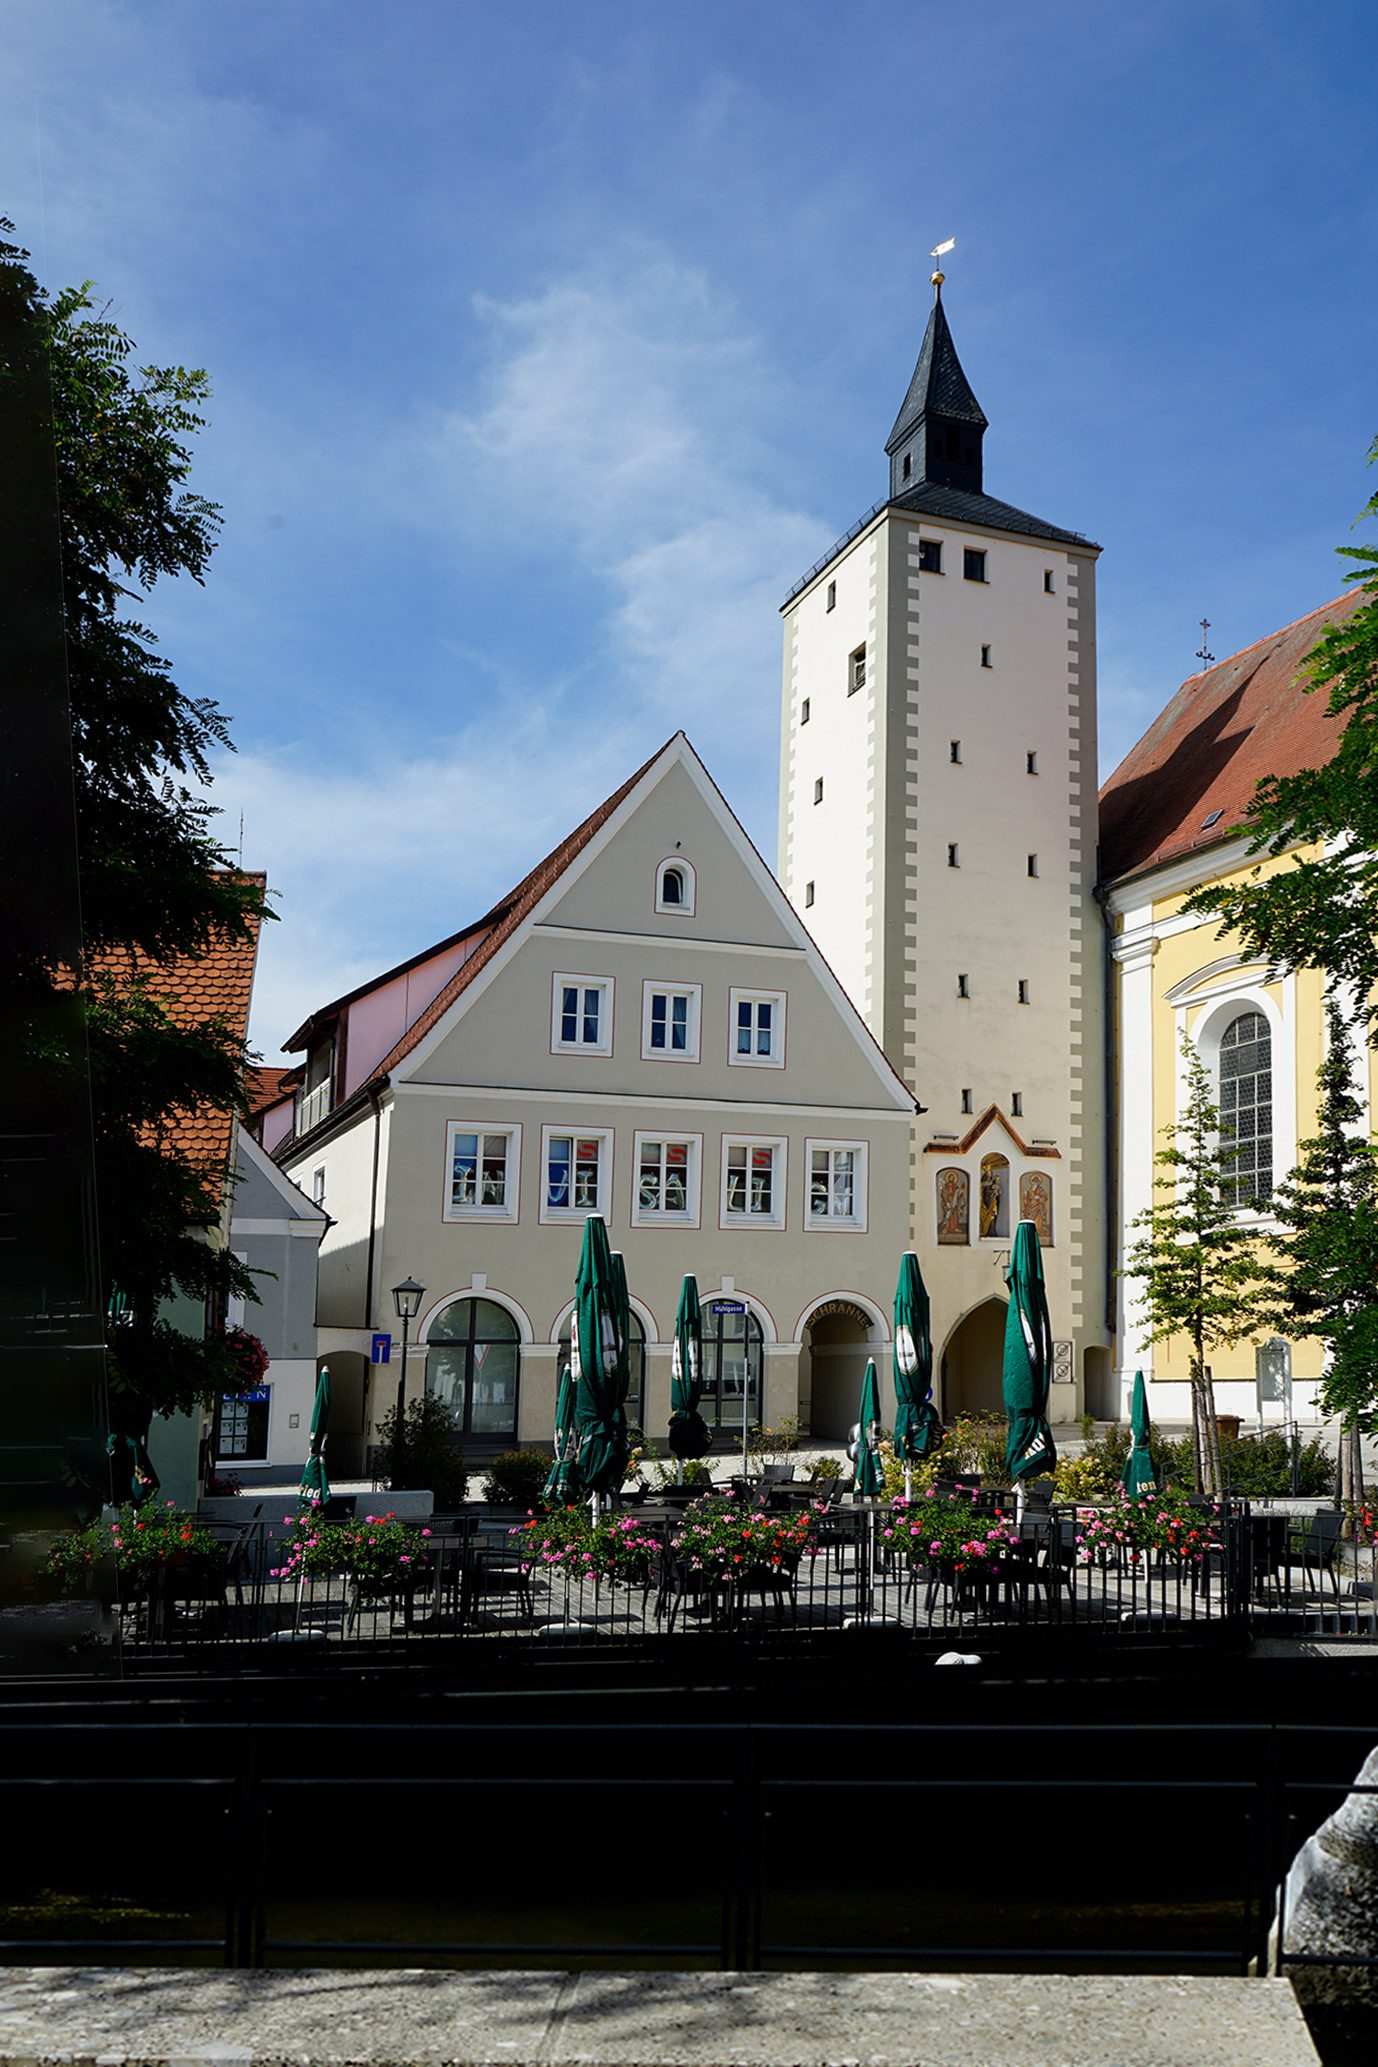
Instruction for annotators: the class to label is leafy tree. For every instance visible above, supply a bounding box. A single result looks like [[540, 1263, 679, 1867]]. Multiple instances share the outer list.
[[1183, 440, 1378, 1028], [1123, 1037, 1266, 1495], [4, 221, 268, 1473], [1264, 999, 1378, 1509]]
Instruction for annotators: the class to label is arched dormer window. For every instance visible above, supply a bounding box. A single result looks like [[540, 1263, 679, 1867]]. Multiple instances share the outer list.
[[1219, 1010, 1272, 1206], [654, 856, 696, 916]]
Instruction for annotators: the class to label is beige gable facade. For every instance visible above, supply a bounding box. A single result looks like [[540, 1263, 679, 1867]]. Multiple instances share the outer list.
[[279, 736, 915, 1471]]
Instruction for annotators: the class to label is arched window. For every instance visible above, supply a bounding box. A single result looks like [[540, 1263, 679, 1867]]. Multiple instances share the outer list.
[[655, 856, 696, 915], [1219, 1010, 1272, 1205], [559, 1309, 646, 1431], [701, 1305, 764, 1435], [978, 1153, 1010, 1239], [426, 1297, 520, 1443]]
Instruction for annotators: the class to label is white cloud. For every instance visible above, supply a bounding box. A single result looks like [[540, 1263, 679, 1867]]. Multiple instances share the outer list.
[[225, 253, 830, 1048]]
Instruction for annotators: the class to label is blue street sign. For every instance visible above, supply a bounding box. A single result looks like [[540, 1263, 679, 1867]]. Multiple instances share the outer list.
[[710, 1300, 746, 1315], [370, 1332, 392, 1365]]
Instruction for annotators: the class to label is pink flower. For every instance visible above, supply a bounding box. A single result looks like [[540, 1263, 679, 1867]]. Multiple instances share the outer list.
[[420, 1528, 432, 1538]]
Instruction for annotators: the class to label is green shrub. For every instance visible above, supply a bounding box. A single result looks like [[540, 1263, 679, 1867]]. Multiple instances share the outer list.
[[375, 1394, 467, 1508], [482, 1448, 551, 1508], [809, 1455, 844, 1483], [1220, 1430, 1334, 1498]]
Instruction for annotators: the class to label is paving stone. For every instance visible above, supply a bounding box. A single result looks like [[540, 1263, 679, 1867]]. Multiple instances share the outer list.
[[0, 1968, 1319, 2066]]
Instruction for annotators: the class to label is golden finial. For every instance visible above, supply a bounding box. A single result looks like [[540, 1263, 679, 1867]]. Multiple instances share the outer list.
[[931, 270, 945, 290], [931, 236, 955, 294]]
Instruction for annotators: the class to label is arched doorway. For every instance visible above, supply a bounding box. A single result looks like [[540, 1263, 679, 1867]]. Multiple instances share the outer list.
[[804, 1300, 875, 1440], [940, 1299, 1008, 1418]]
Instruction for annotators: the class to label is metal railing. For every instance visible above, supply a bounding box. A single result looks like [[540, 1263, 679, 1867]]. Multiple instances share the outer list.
[[74, 1503, 1315, 1665]]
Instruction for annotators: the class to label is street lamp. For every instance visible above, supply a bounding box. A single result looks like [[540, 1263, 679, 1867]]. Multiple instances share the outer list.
[[391, 1276, 425, 1430]]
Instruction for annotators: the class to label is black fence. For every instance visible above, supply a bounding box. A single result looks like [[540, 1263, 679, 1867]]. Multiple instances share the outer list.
[[66, 1500, 1377, 1674], [0, 1708, 1374, 1980]]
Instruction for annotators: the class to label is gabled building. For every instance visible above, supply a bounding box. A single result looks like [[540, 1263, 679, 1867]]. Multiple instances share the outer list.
[[778, 270, 1110, 1423], [263, 735, 916, 1471], [1100, 588, 1369, 1424], [218, 1130, 326, 1483]]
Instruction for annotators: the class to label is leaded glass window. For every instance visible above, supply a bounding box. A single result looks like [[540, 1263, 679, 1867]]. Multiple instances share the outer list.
[[1219, 1011, 1272, 1205]]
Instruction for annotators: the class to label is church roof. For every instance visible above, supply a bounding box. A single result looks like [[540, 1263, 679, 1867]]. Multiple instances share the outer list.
[[1097, 589, 1363, 886], [886, 291, 988, 451]]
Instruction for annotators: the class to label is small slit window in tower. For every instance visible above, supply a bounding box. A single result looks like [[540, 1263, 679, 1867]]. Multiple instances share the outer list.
[[949, 739, 962, 764], [804, 880, 815, 908], [902, 453, 912, 479], [1026, 750, 1038, 775], [961, 1089, 973, 1115], [980, 644, 992, 668], [1027, 853, 1039, 878], [849, 645, 866, 694], [957, 973, 969, 998], [826, 580, 836, 612], [1011, 1093, 1023, 1117], [813, 777, 824, 805], [918, 539, 942, 574], [947, 842, 960, 869], [963, 548, 987, 583], [1018, 979, 1030, 1005], [800, 697, 810, 725], [1044, 569, 1055, 594]]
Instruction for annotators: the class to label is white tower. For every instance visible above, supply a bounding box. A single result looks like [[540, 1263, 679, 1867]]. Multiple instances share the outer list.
[[778, 269, 1112, 1421]]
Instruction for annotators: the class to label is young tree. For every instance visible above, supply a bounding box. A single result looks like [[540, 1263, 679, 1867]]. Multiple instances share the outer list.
[[1265, 999, 1378, 1511], [4, 221, 268, 1475], [1124, 1037, 1266, 1495], [1183, 441, 1378, 1028]]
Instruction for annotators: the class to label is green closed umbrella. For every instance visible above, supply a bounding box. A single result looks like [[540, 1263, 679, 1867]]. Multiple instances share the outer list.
[[542, 1361, 577, 1503], [1121, 1370, 1157, 1499], [300, 1365, 331, 1507], [854, 1359, 884, 1499], [1003, 1220, 1058, 1484], [893, 1252, 941, 1492], [668, 1274, 711, 1467], [568, 1216, 630, 1499]]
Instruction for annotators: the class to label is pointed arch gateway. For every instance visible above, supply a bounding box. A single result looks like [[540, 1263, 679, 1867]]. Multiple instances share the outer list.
[[939, 1297, 1010, 1420]]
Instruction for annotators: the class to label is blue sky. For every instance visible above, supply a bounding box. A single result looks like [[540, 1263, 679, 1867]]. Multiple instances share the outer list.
[[7, 2, 1375, 1052]]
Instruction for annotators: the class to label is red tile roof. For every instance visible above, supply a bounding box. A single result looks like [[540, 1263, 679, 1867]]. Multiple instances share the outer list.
[[91, 876, 265, 1173], [247, 1065, 292, 1115], [1098, 591, 1362, 886]]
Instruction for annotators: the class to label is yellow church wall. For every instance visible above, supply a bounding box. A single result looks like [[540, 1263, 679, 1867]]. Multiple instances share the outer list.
[[1111, 839, 1340, 1408]]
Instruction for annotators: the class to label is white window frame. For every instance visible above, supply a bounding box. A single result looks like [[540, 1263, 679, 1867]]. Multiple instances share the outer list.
[[631, 1131, 702, 1228], [443, 1121, 522, 1224], [641, 979, 702, 1063], [727, 987, 787, 1070], [654, 857, 697, 917], [805, 1138, 869, 1233], [719, 1135, 788, 1231], [551, 973, 614, 1057], [538, 1125, 614, 1225]]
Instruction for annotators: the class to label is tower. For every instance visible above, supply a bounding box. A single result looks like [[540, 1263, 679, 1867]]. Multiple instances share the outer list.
[[778, 270, 1111, 1421]]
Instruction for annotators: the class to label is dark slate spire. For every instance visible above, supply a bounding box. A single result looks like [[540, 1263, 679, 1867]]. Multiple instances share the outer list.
[[885, 276, 987, 498]]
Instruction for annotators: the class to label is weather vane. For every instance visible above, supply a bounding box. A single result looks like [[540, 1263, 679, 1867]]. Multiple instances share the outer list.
[[1196, 617, 1215, 671], [930, 236, 955, 290]]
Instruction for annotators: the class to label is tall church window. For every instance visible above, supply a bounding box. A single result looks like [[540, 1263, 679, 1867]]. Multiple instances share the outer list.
[[1219, 1011, 1273, 1205], [978, 1153, 1010, 1239]]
